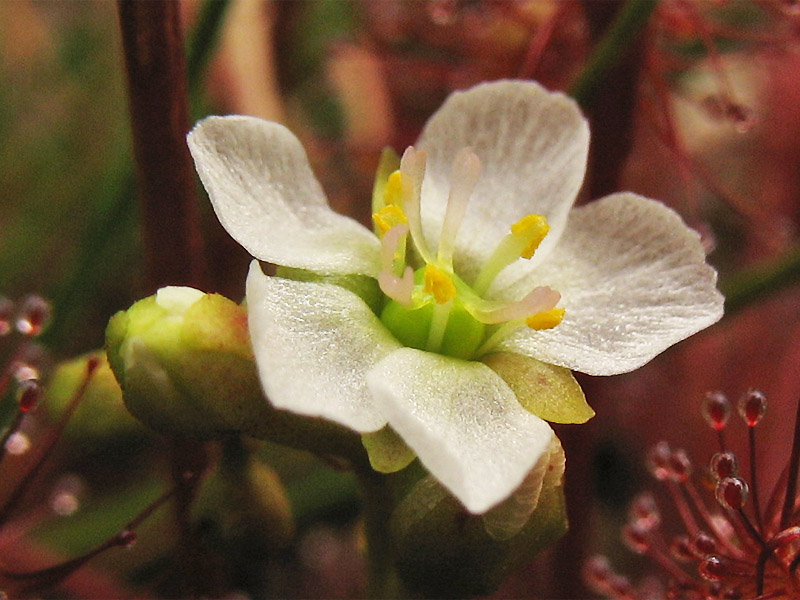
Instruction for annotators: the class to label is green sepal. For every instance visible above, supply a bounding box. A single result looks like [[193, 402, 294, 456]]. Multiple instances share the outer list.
[[275, 266, 383, 315], [390, 447, 568, 598], [361, 425, 416, 473], [371, 146, 401, 218], [482, 351, 594, 423]]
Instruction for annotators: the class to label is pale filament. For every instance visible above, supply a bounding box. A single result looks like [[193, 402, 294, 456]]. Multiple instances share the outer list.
[[399, 147, 434, 264], [473, 287, 560, 325], [437, 147, 481, 269], [378, 224, 414, 306]]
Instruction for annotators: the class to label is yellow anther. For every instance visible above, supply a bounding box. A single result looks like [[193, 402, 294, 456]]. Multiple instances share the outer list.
[[525, 307, 565, 331], [423, 264, 457, 305], [510, 214, 550, 259], [373, 205, 408, 236], [383, 170, 404, 207]]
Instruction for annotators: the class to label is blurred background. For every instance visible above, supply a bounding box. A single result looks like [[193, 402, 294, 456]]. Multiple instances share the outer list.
[[1, 0, 799, 597]]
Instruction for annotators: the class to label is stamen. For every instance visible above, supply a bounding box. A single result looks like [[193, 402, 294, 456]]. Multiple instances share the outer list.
[[384, 171, 403, 207], [437, 147, 481, 269], [373, 205, 407, 236], [378, 224, 413, 305], [473, 213, 550, 295], [512, 215, 551, 259], [426, 301, 453, 354], [526, 308, 565, 331], [423, 264, 457, 305], [471, 286, 560, 325], [400, 147, 434, 264], [378, 268, 414, 307], [473, 303, 563, 358]]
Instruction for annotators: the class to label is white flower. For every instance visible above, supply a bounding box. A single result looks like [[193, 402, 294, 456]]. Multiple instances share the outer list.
[[188, 81, 723, 514]]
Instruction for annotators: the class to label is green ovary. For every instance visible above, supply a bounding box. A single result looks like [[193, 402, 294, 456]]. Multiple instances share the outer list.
[[380, 298, 486, 360]]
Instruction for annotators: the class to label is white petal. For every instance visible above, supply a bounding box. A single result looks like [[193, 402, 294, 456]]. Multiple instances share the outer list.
[[189, 116, 381, 276], [366, 348, 554, 514], [416, 80, 589, 283], [246, 262, 400, 432], [496, 193, 724, 375]]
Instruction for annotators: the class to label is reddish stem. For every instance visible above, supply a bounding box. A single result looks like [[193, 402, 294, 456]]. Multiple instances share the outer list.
[[117, 0, 205, 292]]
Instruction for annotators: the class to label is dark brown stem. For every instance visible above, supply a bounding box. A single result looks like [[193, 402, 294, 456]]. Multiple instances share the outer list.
[[117, 0, 205, 292], [578, 0, 652, 200], [781, 395, 800, 530], [117, 3, 211, 595], [749, 426, 765, 534]]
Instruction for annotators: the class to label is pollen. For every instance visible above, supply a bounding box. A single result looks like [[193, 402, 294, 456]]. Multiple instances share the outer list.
[[423, 264, 457, 305], [525, 307, 565, 331], [373, 205, 408, 236], [510, 214, 550, 259], [383, 170, 403, 207]]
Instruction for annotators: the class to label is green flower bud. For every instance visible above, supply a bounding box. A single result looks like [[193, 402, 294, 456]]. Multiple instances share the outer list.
[[106, 287, 366, 461], [390, 439, 567, 598], [106, 287, 263, 438]]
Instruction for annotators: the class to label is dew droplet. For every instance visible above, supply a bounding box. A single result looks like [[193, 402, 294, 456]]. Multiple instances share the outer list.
[[699, 555, 727, 581], [629, 492, 660, 531], [15, 295, 52, 337], [5, 432, 31, 455], [647, 441, 672, 480], [51, 491, 80, 516], [702, 391, 731, 431], [691, 531, 717, 557], [117, 529, 137, 548], [715, 477, 749, 510], [670, 534, 695, 562], [771, 526, 800, 549], [17, 379, 41, 412], [667, 449, 692, 483], [709, 451, 738, 480], [12, 361, 39, 383], [582, 555, 613, 589], [622, 522, 651, 554], [607, 574, 635, 600], [0, 297, 14, 336], [737, 389, 767, 427], [50, 474, 84, 516]]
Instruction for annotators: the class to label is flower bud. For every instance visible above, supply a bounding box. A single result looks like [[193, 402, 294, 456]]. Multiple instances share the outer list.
[[105, 287, 264, 438], [106, 288, 364, 460]]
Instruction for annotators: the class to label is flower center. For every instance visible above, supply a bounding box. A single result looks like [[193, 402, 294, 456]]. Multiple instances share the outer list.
[[372, 146, 564, 360]]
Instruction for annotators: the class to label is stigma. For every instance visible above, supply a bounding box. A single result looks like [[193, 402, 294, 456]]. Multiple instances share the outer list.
[[372, 146, 564, 359]]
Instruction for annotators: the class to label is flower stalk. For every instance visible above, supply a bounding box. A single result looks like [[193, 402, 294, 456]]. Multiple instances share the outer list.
[[117, 0, 205, 291]]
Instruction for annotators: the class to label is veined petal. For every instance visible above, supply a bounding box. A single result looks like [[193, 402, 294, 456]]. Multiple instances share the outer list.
[[189, 116, 381, 276], [246, 262, 400, 432], [366, 348, 554, 514], [496, 193, 724, 376], [416, 80, 589, 283]]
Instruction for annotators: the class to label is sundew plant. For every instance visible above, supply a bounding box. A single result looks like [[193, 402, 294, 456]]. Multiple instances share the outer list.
[[1, 2, 799, 598]]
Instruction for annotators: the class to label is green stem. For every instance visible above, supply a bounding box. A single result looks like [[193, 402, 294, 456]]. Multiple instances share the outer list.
[[569, 0, 658, 108], [720, 242, 800, 315], [357, 468, 400, 599]]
